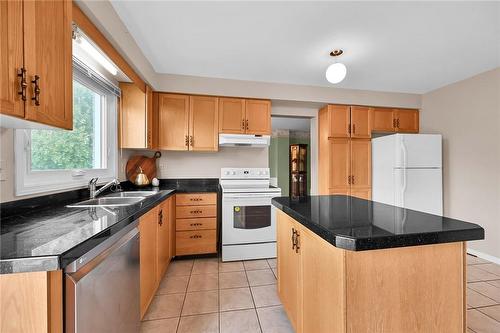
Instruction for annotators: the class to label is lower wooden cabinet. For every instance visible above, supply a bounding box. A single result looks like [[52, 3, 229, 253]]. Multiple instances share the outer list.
[[139, 205, 159, 319], [277, 210, 466, 333], [139, 196, 175, 319], [175, 192, 217, 256]]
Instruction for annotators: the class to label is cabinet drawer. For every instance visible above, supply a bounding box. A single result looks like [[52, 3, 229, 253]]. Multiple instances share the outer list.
[[176, 205, 216, 219], [176, 193, 217, 206], [176, 218, 216, 231], [176, 230, 217, 255]]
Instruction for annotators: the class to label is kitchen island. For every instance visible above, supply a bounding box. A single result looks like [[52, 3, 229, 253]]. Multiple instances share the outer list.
[[272, 195, 484, 333]]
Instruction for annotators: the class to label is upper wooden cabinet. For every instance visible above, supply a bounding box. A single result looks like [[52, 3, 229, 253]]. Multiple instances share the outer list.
[[157, 93, 219, 151], [120, 84, 156, 149], [321, 105, 372, 139], [350, 106, 372, 138], [245, 99, 271, 135], [219, 97, 246, 134], [1, 0, 24, 119], [219, 98, 271, 135], [394, 108, 419, 133], [372, 107, 419, 133], [189, 96, 219, 151], [157, 93, 190, 151], [0, 0, 73, 129]]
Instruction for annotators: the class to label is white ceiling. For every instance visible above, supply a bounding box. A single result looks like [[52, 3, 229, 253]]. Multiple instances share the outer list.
[[111, 1, 499, 94]]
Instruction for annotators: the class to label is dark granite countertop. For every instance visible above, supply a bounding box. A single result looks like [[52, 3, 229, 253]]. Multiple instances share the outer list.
[[0, 178, 219, 274], [272, 195, 484, 251]]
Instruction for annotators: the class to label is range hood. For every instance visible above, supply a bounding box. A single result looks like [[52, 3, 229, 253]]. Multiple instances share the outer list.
[[219, 134, 270, 147]]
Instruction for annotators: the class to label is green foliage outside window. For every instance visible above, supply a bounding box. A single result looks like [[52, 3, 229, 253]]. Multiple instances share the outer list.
[[31, 81, 101, 170]]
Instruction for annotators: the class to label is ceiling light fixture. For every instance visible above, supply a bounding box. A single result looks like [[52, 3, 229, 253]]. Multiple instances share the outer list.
[[73, 27, 118, 76], [325, 49, 347, 84]]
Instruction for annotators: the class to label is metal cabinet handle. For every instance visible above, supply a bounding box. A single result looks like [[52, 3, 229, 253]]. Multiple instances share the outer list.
[[189, 135, 193, 146], [348, 124, 351, 134], [190, 235, 202, 239], [348, 175, 351, 185], [352, 124, 356, 134], [17, 68, 27, 101], [158, 209, 163, 226], [393, 119, 396, 128], [245, 119, 249, 130], [396, 119, 400, 128], [190, 198, 202, 201], [185, 135, 189, 146], [292, 228, 297, 250], [295, 231, 300, 253], [352, 175, 355, 185], [190, 223, 202, 227], [242, 119, 245, 130], [190, 210, 202, 214], [31, 75, 40, 106]]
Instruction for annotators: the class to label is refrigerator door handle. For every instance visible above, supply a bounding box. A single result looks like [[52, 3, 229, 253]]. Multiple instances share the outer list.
[[401, 139, 408, 226]]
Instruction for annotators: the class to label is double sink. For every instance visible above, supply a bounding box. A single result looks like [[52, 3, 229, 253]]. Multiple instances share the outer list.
[[67, 191, 158, 208]]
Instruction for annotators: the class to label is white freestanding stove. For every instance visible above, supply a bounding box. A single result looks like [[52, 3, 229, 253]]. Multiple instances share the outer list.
[[220, 168, 282, 262]]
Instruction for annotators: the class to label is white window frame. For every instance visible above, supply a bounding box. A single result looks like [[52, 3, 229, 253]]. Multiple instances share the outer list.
[[14, 70, 118, 196]]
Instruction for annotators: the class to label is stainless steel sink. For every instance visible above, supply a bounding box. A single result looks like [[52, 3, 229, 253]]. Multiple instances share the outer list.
[[106, 191, 158, 198], [67, 197, 144, 208]]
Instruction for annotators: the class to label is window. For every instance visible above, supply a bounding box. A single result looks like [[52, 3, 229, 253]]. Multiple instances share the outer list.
[[15, 67, 118, 195]]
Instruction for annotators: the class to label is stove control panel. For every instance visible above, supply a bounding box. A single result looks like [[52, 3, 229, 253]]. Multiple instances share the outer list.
[[221, 168, 270, 179]]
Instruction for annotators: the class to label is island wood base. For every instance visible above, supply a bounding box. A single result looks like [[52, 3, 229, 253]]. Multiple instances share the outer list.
[[0, 270, 63, 333], [277, 210, 466, 333]]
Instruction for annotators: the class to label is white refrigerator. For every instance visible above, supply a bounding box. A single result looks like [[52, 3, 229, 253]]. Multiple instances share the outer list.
[[372, 134, 443, 216]]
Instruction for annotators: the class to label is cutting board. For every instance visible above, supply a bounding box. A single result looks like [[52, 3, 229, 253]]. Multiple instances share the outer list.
[[126, 151, 161, 183]]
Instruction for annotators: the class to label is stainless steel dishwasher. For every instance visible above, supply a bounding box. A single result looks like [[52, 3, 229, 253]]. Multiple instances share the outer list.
[[65, 220, 140, 333]]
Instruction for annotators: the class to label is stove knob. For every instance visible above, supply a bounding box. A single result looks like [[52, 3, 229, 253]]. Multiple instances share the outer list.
[[258, 171, 263, 175], [231, 171, 236, 175]]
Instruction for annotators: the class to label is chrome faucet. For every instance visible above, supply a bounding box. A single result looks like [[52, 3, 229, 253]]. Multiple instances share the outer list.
[[89, 178, 120, 199]]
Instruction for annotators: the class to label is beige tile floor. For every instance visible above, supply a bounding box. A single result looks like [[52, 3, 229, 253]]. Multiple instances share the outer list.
[[141, 255, 500, 333]]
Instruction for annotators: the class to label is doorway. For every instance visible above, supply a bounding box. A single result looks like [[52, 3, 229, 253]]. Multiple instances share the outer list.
[[269, 116, 311, 196]]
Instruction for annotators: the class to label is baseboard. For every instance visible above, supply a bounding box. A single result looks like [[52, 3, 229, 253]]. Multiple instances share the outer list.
[[467, 248, 500, 265]]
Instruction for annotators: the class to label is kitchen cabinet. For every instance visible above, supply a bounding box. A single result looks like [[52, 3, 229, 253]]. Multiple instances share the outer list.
[[350, 139, 371, 192], [157, 93, 219, 151], [394, 108, 419, 133], [120, 83, 156, 149], [0, 270, 62, 333], [0, 0, 73, 129], [245, 99, 271, 135], [218, 98, 271, 135], [322, 105, 372, 139], [175, 193, 217, 256], [157, 93, 190, 150], [219, 97, 246, 134], [157, 197, 172, 281], [276, 209, 466, 333], [371, 107, 419, 133], [189, 96, 219, 151], [139, 205, 159, 319], [327, 139, 351, 193], [277, 211, 300, 332]]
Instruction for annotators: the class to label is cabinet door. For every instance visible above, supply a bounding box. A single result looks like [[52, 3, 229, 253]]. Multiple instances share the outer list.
[[327, 105, 350, 138], [189, 96, 219, 151], [139, 206, 158, 318], [157, 200, 170, 281], [395, 109, 419, 133], [219, 97, 245, 134], [0, 0, 24, 118], [350, 139, 371, 190], [245, 99, 271, 135], [300, 227, 346, 333], [119, 83, 146, 148], [158, 93, 189, 150], [277, 211, 300, 332], [328, 138, 351, 192], [350, 106, 371, 138], [23, 0, 73, 129], [372, 108, 395, 132], [169, 196, 176, 260]]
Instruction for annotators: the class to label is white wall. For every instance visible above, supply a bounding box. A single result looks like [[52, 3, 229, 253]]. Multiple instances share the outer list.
[[420, 67, 500, 262]]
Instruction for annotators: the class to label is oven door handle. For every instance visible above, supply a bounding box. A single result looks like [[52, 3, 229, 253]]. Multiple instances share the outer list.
[[223, 194, 280, 199]]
